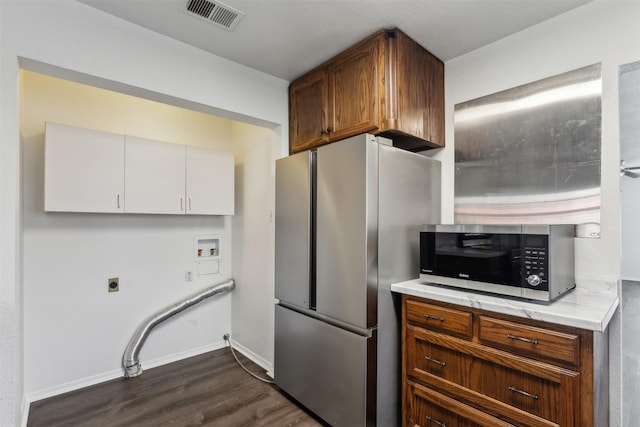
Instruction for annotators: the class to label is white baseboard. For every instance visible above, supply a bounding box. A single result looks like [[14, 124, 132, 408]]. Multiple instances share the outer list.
[[21, 395, 30, 427], [142, 340, 226, 371], [23, 340, 227, 419], [25, 367, 124, 408], [229, 338, 274, 378]]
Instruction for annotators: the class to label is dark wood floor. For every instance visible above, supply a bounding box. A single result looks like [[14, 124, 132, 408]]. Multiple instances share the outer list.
[[28, 348, 326, 427]]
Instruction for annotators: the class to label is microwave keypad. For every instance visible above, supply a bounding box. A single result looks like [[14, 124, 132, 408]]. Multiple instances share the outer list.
[[524, 247, 548, 289]]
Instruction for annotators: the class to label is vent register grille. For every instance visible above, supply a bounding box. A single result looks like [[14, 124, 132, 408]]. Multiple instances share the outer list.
[[184, 0, 245, 31]]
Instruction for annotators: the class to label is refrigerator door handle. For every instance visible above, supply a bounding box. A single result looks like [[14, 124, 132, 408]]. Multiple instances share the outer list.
[[278, 302, 373, 338]]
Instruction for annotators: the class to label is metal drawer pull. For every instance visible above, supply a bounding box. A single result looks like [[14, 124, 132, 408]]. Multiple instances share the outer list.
[[508, 386, 539, 400], [424, 314, 445, 321], [507, 334, 538, 345], [425, 356, 446, 367], [426, 415, 447, 427]]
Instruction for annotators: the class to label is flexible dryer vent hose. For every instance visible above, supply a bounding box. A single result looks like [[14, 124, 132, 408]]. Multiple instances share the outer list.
[[122, 279, 235, 378]]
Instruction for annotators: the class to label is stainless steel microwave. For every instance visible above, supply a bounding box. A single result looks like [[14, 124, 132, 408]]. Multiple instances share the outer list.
[[419, 224, 575, 302]]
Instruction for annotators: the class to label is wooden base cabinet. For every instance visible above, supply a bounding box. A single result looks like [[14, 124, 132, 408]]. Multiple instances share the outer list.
[[289, 28, 444, 154], [401, 295, 609, 427]]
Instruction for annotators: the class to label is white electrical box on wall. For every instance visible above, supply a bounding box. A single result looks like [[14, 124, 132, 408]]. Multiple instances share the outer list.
[[194, 234, 221, 276]]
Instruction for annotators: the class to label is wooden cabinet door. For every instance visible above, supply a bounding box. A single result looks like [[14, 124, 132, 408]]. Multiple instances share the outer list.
[[289, 69, 329, 153], [186, 146, 234, 215], [390, 31, 445, 149], [328, 36, 380, 142], [44, 122, 125, 213], [124, 136, 186, 214]]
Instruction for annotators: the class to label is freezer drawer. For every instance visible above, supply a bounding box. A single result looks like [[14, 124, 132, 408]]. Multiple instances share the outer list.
[[274, 305, 376, 427]]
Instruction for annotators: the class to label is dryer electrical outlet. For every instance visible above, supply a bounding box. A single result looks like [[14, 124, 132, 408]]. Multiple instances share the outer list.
[[108, 277, 119, 292]]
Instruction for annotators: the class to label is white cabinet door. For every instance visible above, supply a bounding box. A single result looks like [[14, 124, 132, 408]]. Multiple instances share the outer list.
[[186, 146, 234, 215], [44, 122, 125, 213], [125, 136, 186, 214]]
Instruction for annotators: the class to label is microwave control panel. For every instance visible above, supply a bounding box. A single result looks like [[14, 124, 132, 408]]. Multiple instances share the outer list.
[[523, 236, 548, 290]]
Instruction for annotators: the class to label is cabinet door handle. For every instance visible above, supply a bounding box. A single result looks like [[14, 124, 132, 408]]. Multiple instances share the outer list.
[[320, 128, 327, 135], [424, 314, 445, 321], [507, 334, 538, 345], [117, 194, 121, 209], [508, 386, 539, 400], [180, 197, 184, 211], [188, 197, 192, 211], [326, 126, 333, 133], [425, 356, 446, 367], [426, 415, 447, 427]]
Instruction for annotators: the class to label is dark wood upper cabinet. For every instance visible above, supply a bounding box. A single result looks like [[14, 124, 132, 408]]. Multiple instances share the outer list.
[[289, 69, 329, 153], [328, 35, 380, 142], [289, 29, 444, 154]]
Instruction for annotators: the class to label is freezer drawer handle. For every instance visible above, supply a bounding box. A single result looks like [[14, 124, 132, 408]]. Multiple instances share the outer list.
[[424, 314, 445, 321], [507, 334, 538, 345], [508, 386, 539, 400], [426, 415, 447, 427], [425, 356, 446, 367]]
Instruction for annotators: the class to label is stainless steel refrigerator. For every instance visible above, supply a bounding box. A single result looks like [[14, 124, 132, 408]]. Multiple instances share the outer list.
[[274, 133, 441, 426]]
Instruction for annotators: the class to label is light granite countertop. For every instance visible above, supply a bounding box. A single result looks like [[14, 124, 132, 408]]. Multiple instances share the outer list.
[[391, 277, 619, 332]]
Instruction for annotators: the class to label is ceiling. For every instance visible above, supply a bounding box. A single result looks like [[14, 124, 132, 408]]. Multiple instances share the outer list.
[[81, 0, 591, 82]]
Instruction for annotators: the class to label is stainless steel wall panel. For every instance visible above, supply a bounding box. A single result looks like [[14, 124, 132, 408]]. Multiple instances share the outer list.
[[454, 64, 602, 226]]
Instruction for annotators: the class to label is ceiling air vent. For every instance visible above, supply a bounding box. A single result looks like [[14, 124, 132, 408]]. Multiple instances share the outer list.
[[183, 0, 245, 31]]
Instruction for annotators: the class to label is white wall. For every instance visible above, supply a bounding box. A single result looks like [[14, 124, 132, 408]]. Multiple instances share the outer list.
[[620, 61, 640, 281], [440, 2, 640, 425], [621, 176, 640, 280], [21, 70, 235, 398], [231, 122, 281, 373], [1, 1, 288, 425]]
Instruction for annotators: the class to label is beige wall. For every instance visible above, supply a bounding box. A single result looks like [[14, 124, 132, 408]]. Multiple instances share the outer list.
[[21, 70, 233, 149]]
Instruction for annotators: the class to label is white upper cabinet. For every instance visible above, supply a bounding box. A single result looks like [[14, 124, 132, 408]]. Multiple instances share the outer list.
[[125, 136, 186, 214], [44, 122, 125, 213], [44, 123, 234, 215], [186, 146, 234, 215]]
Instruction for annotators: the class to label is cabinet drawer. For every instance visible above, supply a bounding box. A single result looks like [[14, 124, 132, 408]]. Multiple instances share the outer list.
[[407, 327, 579, 426], [406, 300, 472, 338], [478, 316, 579, 366], [406, 380, 514, 427], [475, 358, 577, 425], [406, 326, 471, 386]]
